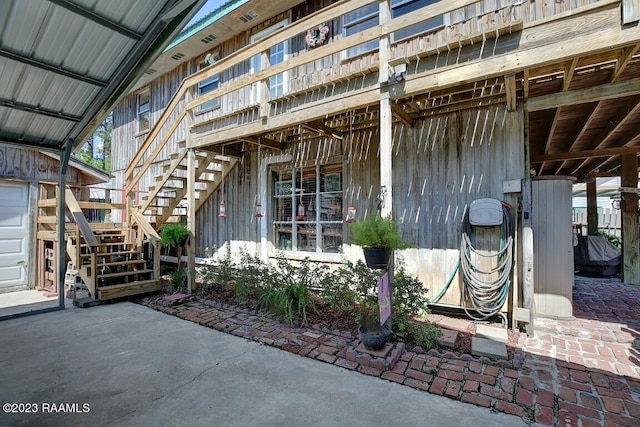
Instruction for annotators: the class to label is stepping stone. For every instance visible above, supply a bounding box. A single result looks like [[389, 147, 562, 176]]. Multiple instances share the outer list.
[[471, 337, 507, 360], [475, 324, 508, 343], [163, 293, 189, 302], [435, 316, 471, 332], [436, 328, 458, 348]]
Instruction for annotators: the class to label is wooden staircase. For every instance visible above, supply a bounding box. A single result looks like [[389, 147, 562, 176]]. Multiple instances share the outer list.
[[69, 227, 162, 301], [138, 145, 238, 228], [37, 183, 163, 303]]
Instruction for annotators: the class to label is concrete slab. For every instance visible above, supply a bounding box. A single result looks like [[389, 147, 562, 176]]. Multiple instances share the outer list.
[[0, 290, 59, 317], [475, 324, 508, 343], [435, 328, 458, 348], [471, 337, 508, 360], [0, 302, 526, 427]]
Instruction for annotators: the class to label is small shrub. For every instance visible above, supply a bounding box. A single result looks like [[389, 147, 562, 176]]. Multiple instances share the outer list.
[[256, 256, 317, 325], [168, 267, 188, 290], [403, 320, 441, 350]]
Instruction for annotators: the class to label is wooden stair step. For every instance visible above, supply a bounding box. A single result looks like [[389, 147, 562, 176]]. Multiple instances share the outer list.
[[97, 279, 164, 300], [81, 241, 124, 247], [81, 250, 139, 258], [97, 269, 153, 280], [100, 259, 146, 268]]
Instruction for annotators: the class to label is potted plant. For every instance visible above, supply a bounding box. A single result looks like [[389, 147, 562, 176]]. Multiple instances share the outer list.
[[352, 260, 392, 350], [350, 214, 409, 269], [159, 223, 189, 248]]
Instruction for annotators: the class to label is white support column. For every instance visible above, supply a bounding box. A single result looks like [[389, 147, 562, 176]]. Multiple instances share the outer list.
[[522, 110, 534, 334]]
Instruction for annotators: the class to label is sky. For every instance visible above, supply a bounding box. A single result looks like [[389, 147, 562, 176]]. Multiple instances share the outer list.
[[187, 0, 229, 27]]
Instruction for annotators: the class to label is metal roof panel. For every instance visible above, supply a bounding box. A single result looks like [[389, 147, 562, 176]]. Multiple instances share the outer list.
[[0, 0, 208, 151]]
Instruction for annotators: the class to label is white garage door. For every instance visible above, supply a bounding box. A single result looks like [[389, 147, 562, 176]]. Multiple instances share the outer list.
[[0, 181, 29, 289]]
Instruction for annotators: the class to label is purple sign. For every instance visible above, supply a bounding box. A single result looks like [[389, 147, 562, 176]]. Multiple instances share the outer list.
[[378, 272, 391, 325]]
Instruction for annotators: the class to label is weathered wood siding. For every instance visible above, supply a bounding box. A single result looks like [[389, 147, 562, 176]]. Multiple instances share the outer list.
[[392, 105, 524, 307], [0, 146, 82, 183]]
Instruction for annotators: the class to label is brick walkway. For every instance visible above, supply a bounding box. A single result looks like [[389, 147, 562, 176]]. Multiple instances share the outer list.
[[142, 276, 640, 426]]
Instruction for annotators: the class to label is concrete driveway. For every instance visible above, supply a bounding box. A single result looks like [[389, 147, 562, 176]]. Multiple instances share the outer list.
[[0, 302, 529, 427]]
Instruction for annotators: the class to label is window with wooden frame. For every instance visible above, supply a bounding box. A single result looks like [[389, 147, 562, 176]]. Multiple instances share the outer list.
[[272, 164, 343, 253], [343, 0, 444, 58], [137, 88, 150, 133], [197, 74, 220, 112]]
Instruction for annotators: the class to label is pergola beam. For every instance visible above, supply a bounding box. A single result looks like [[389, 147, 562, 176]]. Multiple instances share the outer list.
[[532, 146, 640, 163], [527, 77, 640, 111]]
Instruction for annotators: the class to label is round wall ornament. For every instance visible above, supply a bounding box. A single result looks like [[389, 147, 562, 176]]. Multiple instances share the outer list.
[[305, 24, 329, 48]]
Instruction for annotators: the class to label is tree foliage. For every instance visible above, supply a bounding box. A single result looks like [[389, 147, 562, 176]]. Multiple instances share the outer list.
[[73, 113, 112, 172]]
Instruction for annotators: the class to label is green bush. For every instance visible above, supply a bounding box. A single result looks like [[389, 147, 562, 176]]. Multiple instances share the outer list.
[[403, 320, 441, 350], [350, 214, 409, 249]]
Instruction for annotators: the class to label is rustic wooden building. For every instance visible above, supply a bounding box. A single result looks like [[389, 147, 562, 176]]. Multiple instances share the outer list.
[[110, 0, 640, 327], [0, 146, 109, 293]]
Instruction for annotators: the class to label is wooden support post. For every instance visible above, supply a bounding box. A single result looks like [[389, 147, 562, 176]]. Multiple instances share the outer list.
[[153, 240, 161, 282], [621, 154, 639, 284], [260, 49, 270, 119], [379, 0, 392, 219], [89, 252, 97, 300], [186, 147, 196, 293], [586, 178, 598, 235]]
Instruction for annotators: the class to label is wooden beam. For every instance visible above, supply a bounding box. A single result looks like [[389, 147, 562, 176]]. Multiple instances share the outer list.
[[239, 136, 283, 150], [543, 109, 560, 157], [611, 43, 639, 82], [532, 146, 640, 163], [528, 77, 640, 111], [586, 178, 598, 235], [621, 154, 639, 284], [555, 102, 601, 175], [303, 120, 343, 139], [390, 103, 413, 127], [505, 74, 517, 111], [563, 58, 578, 92]]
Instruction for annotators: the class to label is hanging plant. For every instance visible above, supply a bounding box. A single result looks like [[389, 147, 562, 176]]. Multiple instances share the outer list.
[[305, 24, 329, 49]]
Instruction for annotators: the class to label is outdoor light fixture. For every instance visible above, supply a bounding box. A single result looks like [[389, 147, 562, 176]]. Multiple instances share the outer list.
[[388, 63, 406, 83], [345, 205, 356, 223]]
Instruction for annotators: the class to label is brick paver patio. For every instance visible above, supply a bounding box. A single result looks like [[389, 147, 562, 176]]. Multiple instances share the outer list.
[[142, 276, 640, 426]]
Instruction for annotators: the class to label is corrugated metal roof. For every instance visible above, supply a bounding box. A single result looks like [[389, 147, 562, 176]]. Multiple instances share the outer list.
[[0, 0, 207, 152]]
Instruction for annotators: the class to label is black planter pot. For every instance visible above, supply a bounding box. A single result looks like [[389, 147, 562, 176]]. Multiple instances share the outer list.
[[362, 247, 392, 269], [358, 324, 391, 350]]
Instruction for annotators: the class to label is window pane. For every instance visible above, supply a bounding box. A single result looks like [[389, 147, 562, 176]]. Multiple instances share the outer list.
[[344, 15, 378, 57], [392, 0, 443, 40], [137, 111, 149, 132], [272, 165, 342, 253], [198, 75, 219, 111], [137, 90, 150, 132]]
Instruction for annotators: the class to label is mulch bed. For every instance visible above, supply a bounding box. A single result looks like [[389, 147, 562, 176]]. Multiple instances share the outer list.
[[193, 282, 488, 357]]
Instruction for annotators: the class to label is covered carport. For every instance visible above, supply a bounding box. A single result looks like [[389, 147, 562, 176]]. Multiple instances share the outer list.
[[0, 0, 207, 319]]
